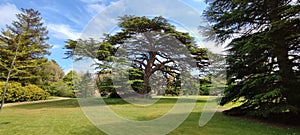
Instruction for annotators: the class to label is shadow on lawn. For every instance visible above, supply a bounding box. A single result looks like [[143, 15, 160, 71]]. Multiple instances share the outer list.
[[5, 98, 300, 134], [87, 111, 300, 135], [103, 97, 207, 104], [75, 97, 209, 107], [6, 99, 80, 109], [6, 97, 210, 109], [69, 125, 106, 135], [0, 121, 11, 126]]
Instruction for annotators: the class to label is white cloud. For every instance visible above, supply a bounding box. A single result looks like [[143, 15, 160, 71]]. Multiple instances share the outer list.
[[79, 0, 109, 15], [82, 0, 203, 38], [80, 0, 114, 4], [192, 0, 203, 2], [80, 0, 103, 3], [63, 68, 73, 75], [52, 44, 60, 49], [86, 3, 107, 15], [47, 23, 81, 40], [0, 3, 20, 28], [80, 0, 112, 17], [291, 0, 298, 4]]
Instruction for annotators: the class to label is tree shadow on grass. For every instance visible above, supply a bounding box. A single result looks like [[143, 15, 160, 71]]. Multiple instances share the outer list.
[[6, 98, 299, 134], [85, 111, 300, 135], [68, 125, 106, 135], [0, 121, 11, 126], [6, 97, 210, 110], [6, 99, 80, 109], [103, 97, 207, 105]]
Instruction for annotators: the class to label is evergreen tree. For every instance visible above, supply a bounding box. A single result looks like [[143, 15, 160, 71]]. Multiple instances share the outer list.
[[39, 60, 64, 90], [0, 8, 51, 110], [77, 71, 95, 98], [204, 0, 300, 117], [65, 16, 209, 96], [0, 8, 52, 84], [63, 70, 81, 92], [96, 73, 118, 98]]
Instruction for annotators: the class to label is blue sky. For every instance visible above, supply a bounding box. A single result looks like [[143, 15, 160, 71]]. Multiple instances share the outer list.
[[0, 0, 210, 74]]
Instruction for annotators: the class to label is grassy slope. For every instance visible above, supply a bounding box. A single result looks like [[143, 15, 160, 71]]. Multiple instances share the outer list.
[[0, 99, 104, 135], [0, 98, 299, 135]]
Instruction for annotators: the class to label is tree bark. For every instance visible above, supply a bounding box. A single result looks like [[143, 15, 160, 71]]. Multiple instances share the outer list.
[[142, 51, 157, 97], [0, 43, 19, 111], [269, 0, 299, 108]]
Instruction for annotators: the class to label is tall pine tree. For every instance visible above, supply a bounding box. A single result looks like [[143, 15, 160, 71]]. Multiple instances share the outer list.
[[0, 8, 51, 84], [204, 0, 300, 117], [0, 8, 51, 110]]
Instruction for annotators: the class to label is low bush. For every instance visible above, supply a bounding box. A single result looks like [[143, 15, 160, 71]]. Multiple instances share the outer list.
[[0, 82, 49, 103], [165, 86, 181, 96], [49, 81, 75, 98], [199, 85, 210, 95], [23, 84, 49, 101]]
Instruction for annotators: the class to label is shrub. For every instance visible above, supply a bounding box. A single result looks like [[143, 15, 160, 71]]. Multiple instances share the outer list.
[[49, 81, 75, 98], [0, 81, 49, 103], [165, 86, 181, 96], [199, 85, 210, 95], [23, 84, 49, 101]]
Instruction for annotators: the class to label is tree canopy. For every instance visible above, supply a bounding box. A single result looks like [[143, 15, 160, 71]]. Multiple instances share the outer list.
[[65, 16, 209, 97], [39, 60, 64, 85], [0, 8, 52, 110], [0, 8, 52, 85], [204, 0, 300, 117], [76, 71, 95, 98]]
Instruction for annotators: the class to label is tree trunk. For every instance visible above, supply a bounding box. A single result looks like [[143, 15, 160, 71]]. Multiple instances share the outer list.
[[143, 74, 150, 95], [141, 51, 157, 97], [275, 38, 298, 107], [269, 0, 299, 108], [0, 71, 12, 111], [0, 44, 19, 111]]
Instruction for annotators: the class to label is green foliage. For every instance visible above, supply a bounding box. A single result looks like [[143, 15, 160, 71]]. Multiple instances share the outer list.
[[97, 69, 146, 98], [65, 16, 209, 96], [23, 84, 49, 101], [164, 74, 181, 96], [128, 68, 146, 94], [49, 81, 74, 98], [97, 75, 119, 98], [199, 85, 210, 95], [46, 70, 82, 98], [0, 81, 49, 102], [199, 75, 213, 95], [165, 86, 181, 96], [204, 0, 300, 117], [0, 8, 52, 85], [65, 38, 103, 61], [38, 60, 64, 90], [76, 71, 95, 98], [63, 70, 81, 91]]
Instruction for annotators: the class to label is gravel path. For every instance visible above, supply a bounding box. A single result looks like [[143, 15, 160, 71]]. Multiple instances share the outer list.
[[3, 97, 71, 107]]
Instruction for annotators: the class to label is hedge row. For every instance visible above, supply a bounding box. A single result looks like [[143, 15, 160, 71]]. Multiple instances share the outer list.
[[0, 82, 49, 103]]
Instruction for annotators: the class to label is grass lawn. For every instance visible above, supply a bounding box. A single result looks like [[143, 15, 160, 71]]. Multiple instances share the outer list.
[[0, 97, 299, 135]]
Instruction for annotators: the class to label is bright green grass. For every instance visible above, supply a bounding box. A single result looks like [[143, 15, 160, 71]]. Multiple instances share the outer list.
[[0, 97, 299, 135]]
